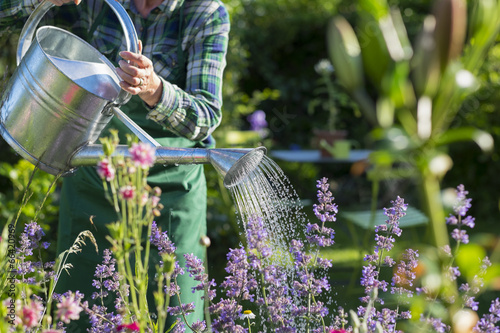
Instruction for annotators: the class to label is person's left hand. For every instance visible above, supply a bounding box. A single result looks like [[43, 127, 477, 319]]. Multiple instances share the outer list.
[[117, 41, 163, 108]]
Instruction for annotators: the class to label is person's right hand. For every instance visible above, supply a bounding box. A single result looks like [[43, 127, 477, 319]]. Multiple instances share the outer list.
[[46, 0, 82, 6]]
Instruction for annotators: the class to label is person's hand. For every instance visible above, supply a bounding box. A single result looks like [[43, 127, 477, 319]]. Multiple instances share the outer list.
[[46, 0, 82, 6], [117, 41, 163, 108]]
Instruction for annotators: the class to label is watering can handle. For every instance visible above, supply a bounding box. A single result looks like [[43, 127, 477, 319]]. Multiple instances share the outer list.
[[17, 0, 139, 106]]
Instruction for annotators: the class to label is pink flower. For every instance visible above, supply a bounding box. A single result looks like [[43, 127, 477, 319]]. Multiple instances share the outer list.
[[97, 158, 116, 181], [119, 185, 136, 200], [140, 193, 149, 206], [117, 322, 140, 332], [42, 330, 63, 333], [129, 143, 155, 169], [20, 299, 43, 328], [56, 294, 83, 324], [330, 330, 348, 333], [151, 196, 160, 207]]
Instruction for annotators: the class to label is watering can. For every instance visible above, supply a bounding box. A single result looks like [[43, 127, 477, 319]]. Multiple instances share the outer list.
[[0, 0, 265, 188]]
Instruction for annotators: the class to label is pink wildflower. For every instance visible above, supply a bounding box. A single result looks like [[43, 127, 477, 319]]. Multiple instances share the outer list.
[[20, 299, 43, 328], [56, 294, 83, 324], [117, 322, 140, 332], [119, 185, 136, 200], [140, 192, 149, 206], [129, 142, 155, 169], [97, 158, 116, 181], [151, 196, 160, 207], [331, 330, 348, 333], [41, 330, 63, 333]]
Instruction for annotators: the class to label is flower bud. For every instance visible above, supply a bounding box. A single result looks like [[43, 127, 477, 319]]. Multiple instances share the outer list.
[[161, 253, 175, 275], [199, 235, 211, 248]]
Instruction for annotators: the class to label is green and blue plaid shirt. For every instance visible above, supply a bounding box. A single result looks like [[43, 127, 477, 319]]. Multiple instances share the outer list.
[[0, 0, 229, 142]]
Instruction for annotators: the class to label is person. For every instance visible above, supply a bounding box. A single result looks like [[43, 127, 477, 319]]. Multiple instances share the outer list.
[[0, 0, 229, 329]]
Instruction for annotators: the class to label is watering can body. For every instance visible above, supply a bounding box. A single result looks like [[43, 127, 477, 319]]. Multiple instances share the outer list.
[[0, 0, 138, 176], [1, 26, 119, 175]]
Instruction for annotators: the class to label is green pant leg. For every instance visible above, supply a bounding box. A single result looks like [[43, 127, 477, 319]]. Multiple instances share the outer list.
[[148, 163, 207, 329]]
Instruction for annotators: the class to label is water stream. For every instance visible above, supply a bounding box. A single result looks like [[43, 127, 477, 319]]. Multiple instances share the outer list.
[[227, 154, 333, 329], [230, 155, 307, 264]]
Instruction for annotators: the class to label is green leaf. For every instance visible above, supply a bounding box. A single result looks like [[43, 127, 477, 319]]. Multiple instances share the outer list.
[[327, 16, 364, 92], [341, 206, 429, 229], [357, 14, 391, 89], [435, 127, 494, 152], [358, 0, 389, 20], [455, 243, 486, 281]]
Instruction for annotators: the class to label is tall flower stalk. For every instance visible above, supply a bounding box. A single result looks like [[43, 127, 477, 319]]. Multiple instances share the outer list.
[[354, 196, 413, 333], [290, 177, 337, 332], [97, 132, 159, 332]]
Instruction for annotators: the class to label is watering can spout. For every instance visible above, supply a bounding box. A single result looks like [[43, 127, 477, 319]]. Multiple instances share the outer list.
[[208, 147, 266, 188], [70, 145, 266, 188]]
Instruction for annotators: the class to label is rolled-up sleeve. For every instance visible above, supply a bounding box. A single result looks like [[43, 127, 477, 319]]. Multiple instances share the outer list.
[[146, 3, 230, 142]]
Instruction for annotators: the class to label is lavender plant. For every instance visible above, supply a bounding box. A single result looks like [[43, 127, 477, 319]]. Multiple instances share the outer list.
[[0, 218, 95, 332], [1, 135, 498, 333]]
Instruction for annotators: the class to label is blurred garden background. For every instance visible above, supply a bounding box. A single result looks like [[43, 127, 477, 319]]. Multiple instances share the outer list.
[[1, 0, 500, 330]]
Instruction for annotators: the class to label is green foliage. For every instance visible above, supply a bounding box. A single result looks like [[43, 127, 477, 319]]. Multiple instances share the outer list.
[[0, 160, 59, 231], [222, 0, 363, 147], [327, 0, 500, 250]]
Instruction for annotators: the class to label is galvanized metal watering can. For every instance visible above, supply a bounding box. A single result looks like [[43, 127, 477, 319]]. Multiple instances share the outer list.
[[0, 0, 265, 188]]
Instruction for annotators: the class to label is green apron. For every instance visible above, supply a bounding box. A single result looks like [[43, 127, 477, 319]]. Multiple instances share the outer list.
[[56, 4, 208, 328]]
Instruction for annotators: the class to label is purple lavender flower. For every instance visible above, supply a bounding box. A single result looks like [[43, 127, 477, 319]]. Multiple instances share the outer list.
[[460, 256, 492, 313], [359, 264, 388, 302], [167, 302, 195, 316], [359, 196, 408, 315], [446, 185, 474, 245], [366, 197, 407, 259], [85, 303, 123, 333], [171, 319, 187, 333], [90, 249, 128, 312], [247, 110, 268, 131], [209, 298, 246, 333], [191, 320, 207, 332], [289, 239, 331, 299], [391, 248, 419, 300], [420, 314, 450, 332], [446, 266, 461, 281], [245, 215, 298, 331], [313, 177, 338, 224], [184, 253, 217, 301], [474, 298, 500, 332], [375, 307, 399, 332], [18, 222, 46, 256], [451, 229, 469, 244], [454, 184, 472, 217], [220, 247, 256, 301], [260, 266, 295, 331], [150, 221, 177, 255]]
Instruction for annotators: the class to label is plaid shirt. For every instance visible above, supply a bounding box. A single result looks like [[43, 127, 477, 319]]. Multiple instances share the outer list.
[[0, 0, 229, 142]]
